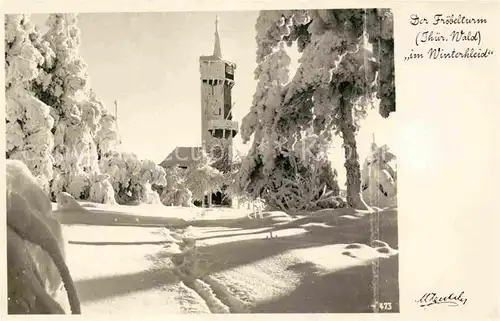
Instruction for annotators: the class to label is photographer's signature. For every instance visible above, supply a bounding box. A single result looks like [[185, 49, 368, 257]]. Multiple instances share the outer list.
[[416, 291, 467, 308]]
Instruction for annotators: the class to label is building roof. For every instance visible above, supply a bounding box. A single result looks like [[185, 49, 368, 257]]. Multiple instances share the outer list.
[[159, 146, 202, 168]]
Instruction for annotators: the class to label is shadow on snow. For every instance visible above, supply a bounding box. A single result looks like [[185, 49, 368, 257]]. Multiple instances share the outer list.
[[252, 255, 399, 313], [65, 206, 398, 312]]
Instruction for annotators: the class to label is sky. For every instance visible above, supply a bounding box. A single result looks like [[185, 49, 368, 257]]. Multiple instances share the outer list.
[[30, 11, 396, 185]]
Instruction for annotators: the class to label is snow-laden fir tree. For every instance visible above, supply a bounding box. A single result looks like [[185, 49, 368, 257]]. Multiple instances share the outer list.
[[92, 104, 167, 204], [361, 141, 397, 208], [94, 111, 120, 159], [283, 9, 395, 209], [30, 13, 103, 200], [184, 150, 226, 207], [239, 9, 395, 210], [98, 151, 167, 205], [7, 13, 168, 205], [237, 10, 343, 211], [5, 14, 56, 194], [155, 166, 193, 207], [30, 14, 121, 204], [43, 14, 167, 205]]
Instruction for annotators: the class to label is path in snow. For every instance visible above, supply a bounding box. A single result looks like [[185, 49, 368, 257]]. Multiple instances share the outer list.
[[57, 225, 210, 314], [55, 204, 399, 314]]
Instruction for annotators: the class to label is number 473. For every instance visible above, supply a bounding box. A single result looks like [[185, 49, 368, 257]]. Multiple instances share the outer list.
[[378, 302, 393, 311]]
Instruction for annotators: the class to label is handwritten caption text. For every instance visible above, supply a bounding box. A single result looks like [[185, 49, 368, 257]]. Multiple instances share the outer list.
[[404, 13, 494, 61]]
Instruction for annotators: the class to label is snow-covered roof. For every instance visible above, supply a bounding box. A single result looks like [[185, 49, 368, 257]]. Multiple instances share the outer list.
[[159, 146, 202, 168]]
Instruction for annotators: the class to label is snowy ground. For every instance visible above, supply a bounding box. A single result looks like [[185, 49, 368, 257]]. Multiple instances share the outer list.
[[54, 203, 399, 314]]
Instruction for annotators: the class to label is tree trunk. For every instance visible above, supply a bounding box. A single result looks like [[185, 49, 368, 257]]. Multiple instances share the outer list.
[[338, 84, 370, 210]]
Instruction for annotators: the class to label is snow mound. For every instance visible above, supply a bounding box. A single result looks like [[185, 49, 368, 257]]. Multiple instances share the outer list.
[[6, 159, 50, 213], [57, 192, 88, 212]]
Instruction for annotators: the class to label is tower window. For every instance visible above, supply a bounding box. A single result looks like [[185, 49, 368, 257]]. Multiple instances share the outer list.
[[213, 129, 224, 138], [214, 108, 221, 115]]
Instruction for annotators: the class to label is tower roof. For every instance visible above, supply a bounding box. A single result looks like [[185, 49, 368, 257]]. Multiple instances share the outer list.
[[213, 15, 222, 59], [200, 15, 233, 63]]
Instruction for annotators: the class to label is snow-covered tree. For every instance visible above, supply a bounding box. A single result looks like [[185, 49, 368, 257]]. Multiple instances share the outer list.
[[88, 172, 117, 205], [361, 141, 397, 208], [222, 150, 243, 195], [240, 9, 395, 210], [5, 14, 55, 194], [95, 113, 120, 159], [38, 14, 167, 205], [363, 141, 396, 182], [28, 13, 103, 200], [365, 9, 395, 118], [283, 9, 395, 209], [99, 151, 167, 204], [184, 150, 226, 205], [236, 10, 342, 211], [5, 14, 181, 207], [156, 166, 193, 207], [206, 137, 234, 174]]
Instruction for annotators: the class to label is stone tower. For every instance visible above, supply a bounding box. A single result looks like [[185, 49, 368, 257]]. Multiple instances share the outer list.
[[199, 16, 238, 171], [199, 16, 238, 205]]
